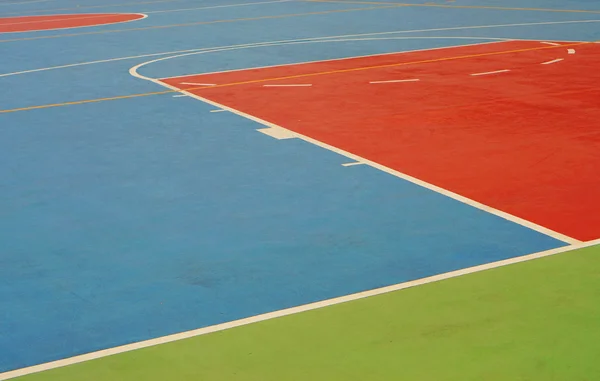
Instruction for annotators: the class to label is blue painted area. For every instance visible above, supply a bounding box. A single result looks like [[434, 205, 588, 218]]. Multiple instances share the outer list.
[[1, 0, 598, 374], [0, 94, 564, 372]]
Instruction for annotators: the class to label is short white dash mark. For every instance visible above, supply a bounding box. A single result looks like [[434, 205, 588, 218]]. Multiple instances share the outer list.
[[257, 127, 296, 140], [568, 49, 576, 54], [210, 109, 226, 113], [470, 69, 510, 76], [173, 94, 188, 98], [181, 82, 216, 86], [541, 58, 564, 65], [342, 162, 365, 167], [541, 41, 561, 46], [263, 84, 312, 87], [370, 79, 420, 84]]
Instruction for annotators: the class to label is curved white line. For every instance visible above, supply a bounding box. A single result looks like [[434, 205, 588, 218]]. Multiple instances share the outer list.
[[0, 0, 177, 15], [144, 0, 291, 15], [129, 36, 579, 245], [130, 36, 511, 81], [0, 13, 147, 34], [0, 18, 594, 78]]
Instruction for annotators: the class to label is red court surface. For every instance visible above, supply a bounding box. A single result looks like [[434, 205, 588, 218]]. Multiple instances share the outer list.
[[162, 40, 600, 242], [0, 13, 145, 33]]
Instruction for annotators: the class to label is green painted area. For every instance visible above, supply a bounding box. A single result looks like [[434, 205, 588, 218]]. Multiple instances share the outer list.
[[18, 244, 600, 381]]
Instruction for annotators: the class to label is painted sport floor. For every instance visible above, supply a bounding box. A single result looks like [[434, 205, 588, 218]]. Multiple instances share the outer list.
[[0, 0, 599, 379]]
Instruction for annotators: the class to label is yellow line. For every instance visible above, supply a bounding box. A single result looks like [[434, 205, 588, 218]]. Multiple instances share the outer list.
[[0, 89, 175, 114], [306, 0, 600, 14], [192, 41, 593, 89], [0, 4, 400, 43], [0, 41, 594, 114]]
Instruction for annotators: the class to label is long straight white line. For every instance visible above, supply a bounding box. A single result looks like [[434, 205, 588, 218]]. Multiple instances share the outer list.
[[131, 58, 579, 245], [2, 238, 597, 380], [0, 18, 595, 78], [144, 0, 291, 14], [370, 78, 419, 83]]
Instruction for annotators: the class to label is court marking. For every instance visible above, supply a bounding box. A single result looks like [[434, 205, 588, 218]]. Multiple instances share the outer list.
[[146, 40, 593, 91], [1, 18, 596, 78], [0, 4, 405, 43], [370, 78, 419, 83], [341, 161, 364, 166], [143, 0, 293, 15], [0, 0, 183, 15], [132, 39, 599, 244], [541, 58, 563, 65], [306, 0, 600, 14], [2, 237, 597, 381], [470, 69, 510, 76], [0, 0, 51, 6], [1, 38, 593, 115], [0, 13, 148, 34]]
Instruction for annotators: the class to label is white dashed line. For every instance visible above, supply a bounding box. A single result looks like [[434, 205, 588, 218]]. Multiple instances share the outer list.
[[541, 41, 561, 46], [341, 162, 365, 167], [369, 79, 420, 84], [210, 109, 226, 113], [180, 82, 216, 86], [173, 94, 188, 97], [541, 58, 564, 65], [470, 69, 510, 76]]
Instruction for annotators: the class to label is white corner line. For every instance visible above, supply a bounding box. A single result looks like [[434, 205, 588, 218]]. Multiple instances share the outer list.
[[180, 82, 216, 86], [470, 69, 510, 76], [541, 58, 564, 65], [128, 61, 581, 245], [0, 13, 148, 34], [342, 162, 365, 167], [567, 48, 576, 54], [263, 84, 312, 87], [370, 79, 420, 84], [2, 239, 598, 380]]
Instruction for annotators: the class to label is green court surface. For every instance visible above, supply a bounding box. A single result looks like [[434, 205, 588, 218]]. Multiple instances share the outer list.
[[18, 244, 600, 381]]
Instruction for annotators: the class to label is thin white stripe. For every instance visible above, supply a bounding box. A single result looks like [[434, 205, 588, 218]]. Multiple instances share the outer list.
[[470, 69, 510, 76], [2, 239, 597, 380]]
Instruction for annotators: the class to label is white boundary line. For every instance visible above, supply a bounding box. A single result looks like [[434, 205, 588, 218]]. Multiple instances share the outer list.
[[0, 0, 179, 15], [2, 238, 598, 380], [263, 83, 312, 87], [0, 13, 147, 34], [0, 18, 595, 78], [144, 0, 292, 15], [130, 39, 580, 244]]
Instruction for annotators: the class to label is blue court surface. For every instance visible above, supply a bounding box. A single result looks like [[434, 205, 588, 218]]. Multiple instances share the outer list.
[[1, 0, 599, 377]]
